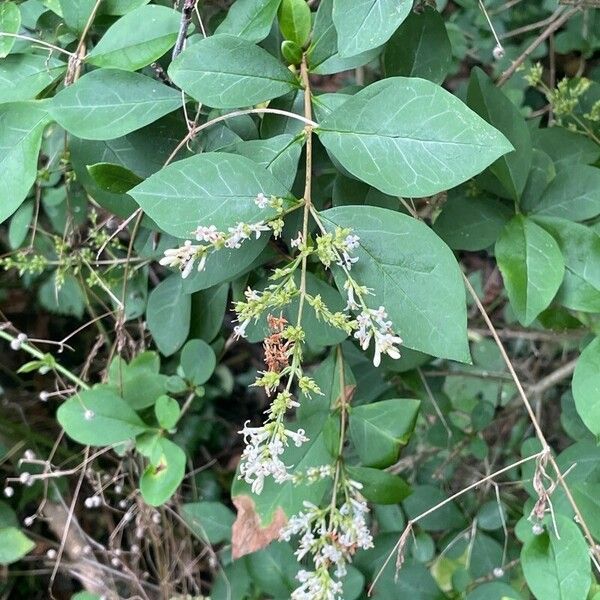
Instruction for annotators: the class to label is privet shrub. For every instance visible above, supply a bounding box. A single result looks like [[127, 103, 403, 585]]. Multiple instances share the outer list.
[[1, 0, 600, 599]]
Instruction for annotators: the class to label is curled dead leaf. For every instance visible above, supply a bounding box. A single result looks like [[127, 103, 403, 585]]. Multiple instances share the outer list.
[[231, 494, 287, 559]]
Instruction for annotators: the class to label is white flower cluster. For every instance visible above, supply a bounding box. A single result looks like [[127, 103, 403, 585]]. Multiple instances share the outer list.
[[238, 391, 309, 494], [280, 480, 374, 600], [160, 192, 286, 279], [336, 233, 360, 270], [354, 306, 403, 367]]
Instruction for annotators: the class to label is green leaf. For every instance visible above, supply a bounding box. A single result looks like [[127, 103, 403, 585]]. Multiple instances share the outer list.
[[278, 0, 311, 46], [57, 386, 149, 446], [48, 69, 181, 140], [531, 166, 600, 222], [107, 351, 169, 410], [0, 54, 66, 104], [100, 0, 150, 16], [317, 77, 513, 198], [332, 0, 412, 58], [140, 437, 186, 506], [180, 339, 216, 385], [86, 163, 143, 194], [233, 134, 304, 190], [350, 398, 419, 468], [58, 0, 96, 32], [467, 67, 532, 201], [532, 126, 600, 170], [8, 200, 33, 249], [322, 206, 470, 362], [433, 188, 512, 251], [215, 0, 282, 43], [495, 216, 564, 326], [0, 2, 21, 58], [0, 102, 50, 224], [168, 34, 298, 109], [520, 149, 556, 212], [466, 582, 522, 600], [403, 485, 466, 531], [0, 527, 35, 564], [146, 275, 191, 356], [307, 0, 381, 75], [38, 273, 86, 318], [86, 5, 180, 71], [155, 395, 180, 429], [532, 217, 600, 312], [572, 338, 600, 440], [383, 7, 452, 84], [346, 466, 411, 504], [189, 283, 228, 342], [521, 515, 591, 600], [129, 152, 290, 238], [180, 501, 235, 544]]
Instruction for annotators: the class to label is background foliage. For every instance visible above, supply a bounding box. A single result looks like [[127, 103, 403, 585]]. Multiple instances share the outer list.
[[1, 0, 600, 599]]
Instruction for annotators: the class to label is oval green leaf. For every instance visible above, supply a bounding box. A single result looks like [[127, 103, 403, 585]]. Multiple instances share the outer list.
[[48, 69, 181, 140], [86, 5, 180, 71], [317, 77, 513, 198], [321, 205, 470, 362], [168, 34, 298, 109]]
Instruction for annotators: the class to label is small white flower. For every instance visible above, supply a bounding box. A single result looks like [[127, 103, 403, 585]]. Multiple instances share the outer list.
[[344, 234, 360, 250], [255, 192, 269, 208], [39, 391, 50, 402], [233, 318, 251, 339], [19, 472, 31, 485], [3, 486, 14, 498], [84, 409, 95, 421], [10, 333, 27, 351], [193, 224, 220, 243], [291, 232, 303, 248], [46, 549, 57, 560], [493, 567, 505, 578]]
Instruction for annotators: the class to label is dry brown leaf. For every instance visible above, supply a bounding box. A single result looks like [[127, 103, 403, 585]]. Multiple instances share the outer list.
[[231, 494, 287, 559]]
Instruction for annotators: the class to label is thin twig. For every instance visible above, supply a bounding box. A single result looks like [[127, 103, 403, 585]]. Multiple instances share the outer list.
[[497, 6, 581, 86]]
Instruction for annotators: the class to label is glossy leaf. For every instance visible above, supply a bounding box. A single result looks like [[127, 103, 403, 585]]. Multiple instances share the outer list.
[[532, 165, 600, 222], [0, 54, 66, 104], [146, 275, 191, 356], [349, 398, 420, 468], [180, 339, 216, 385], [572, 338, 600, 440], [332, 0, 412, 57], [322, 206, 470, 361], [495, 216, 564, 326], [533, 217, 600, 312], [467, 67, 532, 201], [521, 515, 591, 600], [87, 163, 143, 194], [0, 528, 35, 565], [129, 152, 290, 238], [520, 149, 556, 212], [403, 485, 465, 532], [278, 0, 311, 46], [317, 77, 513, 198], [140, 437, 186, 506], [215, 0, 282, 43], [59, 0, 97, 32], [384, 7, 452, 84], [48, 69, 181, 140], [0, 2, 20, 58], [86, 5, 180, 71], [57, 386, 149, 446], [346, 466, 411, 504], [180, 502, 235, 544], [0, 102, 50, 224], [168, 34, 298, 109]]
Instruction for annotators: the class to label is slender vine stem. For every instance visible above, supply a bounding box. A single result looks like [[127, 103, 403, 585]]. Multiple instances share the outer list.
[[0, 329, 89, 390]]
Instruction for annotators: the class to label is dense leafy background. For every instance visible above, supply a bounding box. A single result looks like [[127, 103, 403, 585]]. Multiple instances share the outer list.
[[0, 0, 600, 599]]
